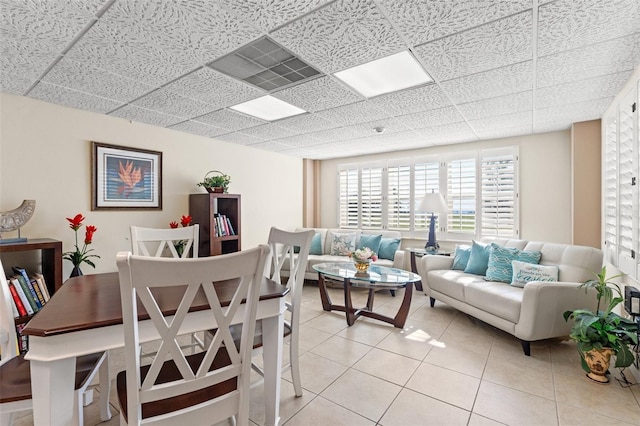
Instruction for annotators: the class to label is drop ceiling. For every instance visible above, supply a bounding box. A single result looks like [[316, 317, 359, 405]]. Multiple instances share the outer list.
[[1, 0, 639, 160]]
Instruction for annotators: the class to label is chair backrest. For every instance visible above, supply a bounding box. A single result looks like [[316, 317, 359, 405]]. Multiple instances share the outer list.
[[268, 227, 314, 313], [0, 259, 19, 364], [116, 245, 269, 426], [130, 225, 199, 258]]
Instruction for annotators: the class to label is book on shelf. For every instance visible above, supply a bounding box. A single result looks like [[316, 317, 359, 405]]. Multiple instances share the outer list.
[[29, 277, 46, 306], [13, 269, 42, 311], [7, 281, 24, 317], [9, 277, 35, 315], [34, 272, 51, 302], [226, 217, 235, 236], [15, 323, 28, 353]]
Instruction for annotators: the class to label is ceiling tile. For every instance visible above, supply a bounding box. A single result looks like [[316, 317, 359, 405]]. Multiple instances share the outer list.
[[413, 12, 532, 81], [468, 111, 532, 133], [535, 97, 613, 128], [414, 122, 478, 144], [131, 87, 216, 118], [108, 104, 184, 127], [215, 131, 264, 145], [314, 100, 391, 127], [473, 124, 534, 140], [440, 61, 533, 104], [536, 34, 640, 88], [369, 83, 452, 115], [0, 52, 51, 93], [195, 108, 266, 131], [306, 126, 365, 144], [272, 0, 405, 73], [537, 0, 640, 56], [168, 120, 228, 138], [218, 0, 332, 32], [276, 113, 335, 133], [42, 57, 155, 103], [28, 81, 122, 114], [272, 76, 363, 112], [458, 91, 532, 121], [536, 71, 631, 109], [246, 140, 292, 152], [238, 123, 299, 140], [274, 134, 323, 148], [397, 106, 465, 130], [164, 67, 265, 109], [380, 0, 530, 46]]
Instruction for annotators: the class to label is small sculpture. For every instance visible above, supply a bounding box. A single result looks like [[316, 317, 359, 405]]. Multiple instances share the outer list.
[[0, 200, 35, 243]]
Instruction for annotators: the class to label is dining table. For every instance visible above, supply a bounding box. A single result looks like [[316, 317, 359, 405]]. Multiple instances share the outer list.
[[22, 272, 289, 426]]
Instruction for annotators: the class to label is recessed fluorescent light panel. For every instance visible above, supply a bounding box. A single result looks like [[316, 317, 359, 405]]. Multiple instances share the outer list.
[[229, 95, 306, 121], [334, 51, 433, 98]]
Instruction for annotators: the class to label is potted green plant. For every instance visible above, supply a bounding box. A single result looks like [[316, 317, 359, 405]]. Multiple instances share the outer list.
[[197, 170, 230, 193], [563, 266, 638, 383]]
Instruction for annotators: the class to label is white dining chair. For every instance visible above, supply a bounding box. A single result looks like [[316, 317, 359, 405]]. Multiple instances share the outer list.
[[115, 246, 269, 426], [130, 224, 203, 354], [0, 258, 111, 426]]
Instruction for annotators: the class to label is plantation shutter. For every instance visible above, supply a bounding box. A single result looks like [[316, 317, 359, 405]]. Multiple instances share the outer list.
[[414, 161, 441, 231], [447, 158, 476, 234], [618, 89, 636, 275], [338, 168, 359, 228], [387, 164, 411, 230], [480, 149, 517, 237], [604, 114, 618, 265], [361, 166, 383, 229]]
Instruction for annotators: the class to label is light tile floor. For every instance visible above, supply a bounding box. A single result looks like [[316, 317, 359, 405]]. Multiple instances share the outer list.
[[13, 282, 640, 426]]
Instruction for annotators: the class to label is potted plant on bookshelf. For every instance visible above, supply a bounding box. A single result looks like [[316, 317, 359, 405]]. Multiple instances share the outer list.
[[62, 213, 100, 278], [197, 170, 230, 193], [563, 266, 638, 383]]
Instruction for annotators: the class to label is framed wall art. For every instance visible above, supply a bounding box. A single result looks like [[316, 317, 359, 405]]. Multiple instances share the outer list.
[[91, 142, 162, 210]]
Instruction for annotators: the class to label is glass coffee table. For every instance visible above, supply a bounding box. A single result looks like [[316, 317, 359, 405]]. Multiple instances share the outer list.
[[312, 262, 420, 328]]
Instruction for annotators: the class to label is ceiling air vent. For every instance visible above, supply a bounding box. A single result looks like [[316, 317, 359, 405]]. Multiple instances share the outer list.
[[208, 36, 321, 91]]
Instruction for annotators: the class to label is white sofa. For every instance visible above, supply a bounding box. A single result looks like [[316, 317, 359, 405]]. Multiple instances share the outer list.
[[285, 228, 405, 281], [418, 237, 603, 355]]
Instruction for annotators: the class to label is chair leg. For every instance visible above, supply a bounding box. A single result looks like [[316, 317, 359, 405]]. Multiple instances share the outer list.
[[289, 334, 303, 397], [98, 353, 113, 421]]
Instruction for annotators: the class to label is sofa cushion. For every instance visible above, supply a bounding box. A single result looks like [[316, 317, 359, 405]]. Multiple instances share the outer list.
[[464, 280, 523, 323], [452, 245, 471, 270], [379, 238, 400, 260], [358, 234, 382, 254], [523, 241, 604, 283], [464, 241, 491, 275], [329, 232, 357, 255], [427, 270, 485, 302], [510, 260, 558, 287], [485, 244, 542, 283]]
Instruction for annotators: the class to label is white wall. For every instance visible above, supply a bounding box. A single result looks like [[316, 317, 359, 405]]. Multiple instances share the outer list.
[[319, 131, 572, 244], [0, 93, 303, 276]]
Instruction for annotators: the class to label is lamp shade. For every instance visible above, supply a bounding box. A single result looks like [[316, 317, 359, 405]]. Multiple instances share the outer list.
[[418, 192, 447, 214]]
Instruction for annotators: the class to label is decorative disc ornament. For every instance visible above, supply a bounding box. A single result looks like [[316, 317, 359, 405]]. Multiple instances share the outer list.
[[0, 200, 36, 240]]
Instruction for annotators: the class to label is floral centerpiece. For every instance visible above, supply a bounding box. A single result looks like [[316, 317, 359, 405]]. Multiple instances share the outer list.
[[351, 247, 378, 273], [169, 214, 193, 257], [63, 213, 99, 277]]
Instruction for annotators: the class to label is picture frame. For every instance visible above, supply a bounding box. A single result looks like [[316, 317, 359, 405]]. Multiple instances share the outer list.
[[91, 142, 162, 210]]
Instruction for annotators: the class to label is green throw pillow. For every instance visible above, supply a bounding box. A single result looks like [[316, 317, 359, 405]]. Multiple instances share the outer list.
[[451, 245, 471, 270], [358, 234, 382, 254], [463, 240, 491, 275], [378, 238, 401, 260], [309, 233, 322, 255]]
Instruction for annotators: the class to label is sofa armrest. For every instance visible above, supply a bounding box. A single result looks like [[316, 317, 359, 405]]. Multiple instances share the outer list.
[[392, 250, 405, 270], [515, 281, 596, 341], [418, 255, 454, 276]]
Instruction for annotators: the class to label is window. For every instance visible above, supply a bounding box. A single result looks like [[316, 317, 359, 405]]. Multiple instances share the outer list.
[[337, 148, 519, 239]]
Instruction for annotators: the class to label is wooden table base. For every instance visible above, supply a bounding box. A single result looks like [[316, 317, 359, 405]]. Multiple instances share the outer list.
[[318, 274, 413, 328]]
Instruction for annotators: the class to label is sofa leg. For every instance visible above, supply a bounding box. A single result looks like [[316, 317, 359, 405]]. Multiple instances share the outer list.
[[520, 340, 531, 356], [390, 290, 395, 297], [429, 297, 435, 307]]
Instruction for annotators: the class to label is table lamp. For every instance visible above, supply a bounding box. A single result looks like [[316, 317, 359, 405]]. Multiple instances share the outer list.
[[418, 191, 448, 251]]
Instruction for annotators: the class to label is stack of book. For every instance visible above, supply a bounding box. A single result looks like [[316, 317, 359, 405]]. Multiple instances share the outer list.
[[213, 213, 236, 237], [6, 267, 50, 318]]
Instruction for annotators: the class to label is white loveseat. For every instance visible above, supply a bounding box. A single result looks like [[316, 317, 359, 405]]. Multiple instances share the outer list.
[[418, 237, 603, 355], [284, 228, 405, 281]]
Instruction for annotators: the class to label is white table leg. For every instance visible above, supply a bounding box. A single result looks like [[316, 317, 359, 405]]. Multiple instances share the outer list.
[[262, 313, 284, 426], [30, 357, 77, 426]]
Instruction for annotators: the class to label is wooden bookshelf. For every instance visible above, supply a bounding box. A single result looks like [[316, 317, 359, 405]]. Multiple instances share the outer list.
[[189, 193, 241, 256], [0, 238, 62, 295]]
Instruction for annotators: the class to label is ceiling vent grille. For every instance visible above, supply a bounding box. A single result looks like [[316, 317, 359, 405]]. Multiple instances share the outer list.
[[208, 36, 321, 91]]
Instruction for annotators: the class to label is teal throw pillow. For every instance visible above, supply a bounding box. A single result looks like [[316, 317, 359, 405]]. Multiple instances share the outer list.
[[463, 241, 491, 275], [309, 233, 322, 255], [378, 238, 401, 260], [485, 244, 543, 283], [511, 260, 558, 287], [451, 245, 471, 270], [358, 234, 382, 254]]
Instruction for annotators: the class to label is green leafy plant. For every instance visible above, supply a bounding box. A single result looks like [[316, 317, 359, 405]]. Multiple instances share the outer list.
[[563, 266, 638, 372], [197, 170, 230, 192]]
